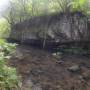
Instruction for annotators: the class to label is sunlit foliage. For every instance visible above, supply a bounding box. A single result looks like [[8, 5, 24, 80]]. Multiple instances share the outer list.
[[0, 18, 10, 38], [2, 0, 90, 29]]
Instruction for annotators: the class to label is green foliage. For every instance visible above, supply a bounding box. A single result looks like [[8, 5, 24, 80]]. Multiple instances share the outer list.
[[0, 18, 10, 38], [0, 39, 20, 90], [71, 0, 89, 13], [0, 39, 16, 55], [4, 0, 90, 24]]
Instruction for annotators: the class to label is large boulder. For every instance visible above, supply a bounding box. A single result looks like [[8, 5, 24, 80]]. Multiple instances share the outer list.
[[10, 12, 89, 47]]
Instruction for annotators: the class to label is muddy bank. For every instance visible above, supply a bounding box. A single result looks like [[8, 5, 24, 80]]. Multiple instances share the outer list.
[[9, 45, 90, 90]]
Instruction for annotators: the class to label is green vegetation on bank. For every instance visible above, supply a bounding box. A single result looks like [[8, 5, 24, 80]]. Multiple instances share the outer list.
[[0, 39, 20, 90]]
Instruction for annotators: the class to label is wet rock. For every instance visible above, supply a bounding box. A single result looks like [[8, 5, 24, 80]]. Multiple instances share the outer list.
[[82, 71, 90, 80], [52, 52, 62, 59], [22, 78, 42, 90], [12, 50, 24, 60], [56, 60, 64, 64], [32, 83, 42, 90], [52, 53, 57, 56], [31, 69, 45, 76], [68, 65, 81, 72], [78, 75, 83, 80]]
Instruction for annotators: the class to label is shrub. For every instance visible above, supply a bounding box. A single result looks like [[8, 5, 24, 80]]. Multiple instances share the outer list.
[[0, 39, 20, 90]]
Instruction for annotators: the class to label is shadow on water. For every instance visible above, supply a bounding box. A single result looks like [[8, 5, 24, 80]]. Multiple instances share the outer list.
[[6, 38, 90, 57]]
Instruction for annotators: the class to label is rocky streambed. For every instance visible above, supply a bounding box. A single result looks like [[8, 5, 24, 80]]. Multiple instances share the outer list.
[[9, 45, 90, 90]]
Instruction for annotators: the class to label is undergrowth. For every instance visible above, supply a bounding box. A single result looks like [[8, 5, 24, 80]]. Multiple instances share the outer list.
[[0, 39, 21, 90]]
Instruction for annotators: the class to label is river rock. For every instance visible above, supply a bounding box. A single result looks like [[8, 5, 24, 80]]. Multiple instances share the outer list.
[[52, 52, 62, 60], [68, 65, 81, 72], [82, 71, 90, 80], [31, 69, 44, 76], [56, 60, 64, 64], [13, 50, 24, 60]]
